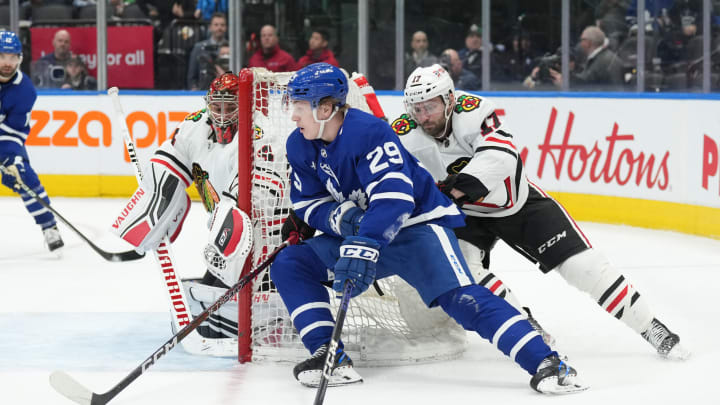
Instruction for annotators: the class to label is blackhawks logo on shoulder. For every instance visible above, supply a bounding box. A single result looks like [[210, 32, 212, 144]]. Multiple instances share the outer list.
[[454, 95, 481, 114], [391, 113, 417, 135], [185, 109, 205, 122], [192, 163, 220, 213]]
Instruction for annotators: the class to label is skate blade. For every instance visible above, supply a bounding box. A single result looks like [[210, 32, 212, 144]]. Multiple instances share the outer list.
[[535, 376, 590, 395], [298, 366, 363, 388], [662, 343, 691, 361]]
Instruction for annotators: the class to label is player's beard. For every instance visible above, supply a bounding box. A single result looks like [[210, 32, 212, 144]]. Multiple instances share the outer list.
[[420, 116, 448, 139], [0, 65, 16, 81]]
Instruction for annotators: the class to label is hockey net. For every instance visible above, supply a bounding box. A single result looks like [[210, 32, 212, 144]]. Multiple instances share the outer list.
[[237, 67, 466, 366]]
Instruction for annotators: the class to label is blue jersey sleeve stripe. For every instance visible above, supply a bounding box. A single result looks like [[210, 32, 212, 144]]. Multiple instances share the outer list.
[[0, 123, 28, 138], [366, 172, 413, 197], [293, 195, 333, 210], [297, 198, 334, 223], [369, 192, 415, 204], [403, 204, 463, 228], [0, 135, 24, 146]]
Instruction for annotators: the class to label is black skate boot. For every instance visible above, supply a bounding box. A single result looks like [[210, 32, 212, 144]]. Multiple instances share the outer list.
[[530, 355, 589, 394], [523, 307, 556, 347], [43, 225, 64, 254], [293, 343, 363, 388], [641, 318, 690, 360]]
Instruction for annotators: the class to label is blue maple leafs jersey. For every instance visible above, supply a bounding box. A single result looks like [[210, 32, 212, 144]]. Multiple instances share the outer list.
[[0, 71, 37, 156], [287, 108, 465, 248]]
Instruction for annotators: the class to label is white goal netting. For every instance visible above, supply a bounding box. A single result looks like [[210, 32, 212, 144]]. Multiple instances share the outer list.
[[242, 68, 467, 366]]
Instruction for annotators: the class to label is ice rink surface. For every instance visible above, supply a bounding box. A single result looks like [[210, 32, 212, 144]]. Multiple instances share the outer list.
[[1, 196, 717, 405]]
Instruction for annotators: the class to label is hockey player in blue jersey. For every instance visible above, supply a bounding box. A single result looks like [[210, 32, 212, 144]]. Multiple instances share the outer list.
[[269, 62, 588, 394], [0, 31, 64, 253]]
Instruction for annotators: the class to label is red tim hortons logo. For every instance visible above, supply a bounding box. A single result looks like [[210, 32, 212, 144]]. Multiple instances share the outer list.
[[536, 107, 670, 190]]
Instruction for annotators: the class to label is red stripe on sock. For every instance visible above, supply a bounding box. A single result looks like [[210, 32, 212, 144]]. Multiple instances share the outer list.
[[606, 285, 628, 313], [489, 280, 503, 293]]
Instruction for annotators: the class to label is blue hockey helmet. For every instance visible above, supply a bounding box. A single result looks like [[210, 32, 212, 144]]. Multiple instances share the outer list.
[[286, 63, 348, 109], [0, 31, 22, 55]]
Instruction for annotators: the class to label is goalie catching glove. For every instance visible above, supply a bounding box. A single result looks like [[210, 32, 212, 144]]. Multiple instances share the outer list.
[[333, 236, 379, 298], [203, 198, 253, 287]]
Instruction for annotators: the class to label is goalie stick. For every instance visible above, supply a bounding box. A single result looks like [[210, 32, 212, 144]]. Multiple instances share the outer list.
[[0, 163, 144, 262], [107, 87, 212, 355], [49, 239, 293, 405], [314, 279, 354, 405]]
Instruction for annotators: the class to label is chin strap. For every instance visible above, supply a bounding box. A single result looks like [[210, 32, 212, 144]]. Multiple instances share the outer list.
[[313, 106, 340, 140]]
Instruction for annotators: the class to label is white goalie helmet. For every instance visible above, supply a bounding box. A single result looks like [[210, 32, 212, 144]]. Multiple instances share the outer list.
[[403, 64, 455, 121]]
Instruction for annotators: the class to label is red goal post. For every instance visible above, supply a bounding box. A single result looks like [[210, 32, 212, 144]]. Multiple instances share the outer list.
[[235, 67, 467, 365]]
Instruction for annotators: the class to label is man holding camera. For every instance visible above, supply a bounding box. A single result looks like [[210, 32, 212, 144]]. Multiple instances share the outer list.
[[524, 26, 623, 90], [31, 29, 73, 89], [187, 12, 228, 90]]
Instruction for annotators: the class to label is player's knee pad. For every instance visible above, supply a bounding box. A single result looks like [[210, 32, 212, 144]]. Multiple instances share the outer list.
[[555, 248, 654, 333], [183, 279, 239, 338], [110, 162, 190, 252], [203, 199, 253, 287]]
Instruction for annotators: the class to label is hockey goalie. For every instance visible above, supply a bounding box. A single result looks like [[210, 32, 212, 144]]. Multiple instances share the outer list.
[[111, 72, 253, 344]]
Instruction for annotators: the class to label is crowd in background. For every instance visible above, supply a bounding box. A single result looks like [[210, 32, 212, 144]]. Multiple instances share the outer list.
[[4, 0, 720, 92]]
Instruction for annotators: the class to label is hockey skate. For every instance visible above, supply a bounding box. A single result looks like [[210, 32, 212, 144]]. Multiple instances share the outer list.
[[641, 318, 691, 360], [293, 343, 363, 388], [530, 355, 589, 394], [43, 225, 64, 254], [523, 307, 556, 347]]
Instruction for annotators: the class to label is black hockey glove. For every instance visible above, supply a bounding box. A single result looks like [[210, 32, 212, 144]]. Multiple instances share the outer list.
[[281, 209, 316, 244], [437, 174, 470, 206]]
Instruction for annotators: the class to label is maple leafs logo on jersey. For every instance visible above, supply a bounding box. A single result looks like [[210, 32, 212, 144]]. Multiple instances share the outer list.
[[454, 95, 481, 114], [185, 109, 205, 122], [192, 163, 220, 213], [391, 114, 417, 135]]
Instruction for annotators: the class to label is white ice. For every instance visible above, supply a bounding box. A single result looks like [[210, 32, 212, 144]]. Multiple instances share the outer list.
[[1, 197, 717, 405]]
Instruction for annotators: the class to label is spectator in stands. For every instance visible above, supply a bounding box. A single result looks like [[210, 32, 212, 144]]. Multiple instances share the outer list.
[[194, 0, 228, 21], [31, 29, 72, 89], [595, 0, 631, 50], [61, 55, 97, 90], [404, 30, 438, 78], [527, 26, 623, 90], [187, 12, 227, 90], [439, 48, 481, 90], [498, 32, 541, 82], [296, 29, 339, 69], [248, 24, 295, 72], [458, 23, 483, 79]]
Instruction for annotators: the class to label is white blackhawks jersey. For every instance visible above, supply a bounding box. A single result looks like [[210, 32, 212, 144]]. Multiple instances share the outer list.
[[395, 91, 528, 218], [151, 109, 238, 213]]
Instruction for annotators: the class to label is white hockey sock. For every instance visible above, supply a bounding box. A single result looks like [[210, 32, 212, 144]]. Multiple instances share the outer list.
[[555, 249, 654, 334]]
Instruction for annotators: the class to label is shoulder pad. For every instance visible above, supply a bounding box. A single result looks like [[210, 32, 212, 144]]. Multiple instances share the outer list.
[[390, 113, 418, 136], [185, 109, 206, 122]]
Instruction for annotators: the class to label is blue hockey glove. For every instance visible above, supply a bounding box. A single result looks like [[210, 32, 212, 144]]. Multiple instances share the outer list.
[[333, 236, 380, 298], [328, 201, 364, 237]]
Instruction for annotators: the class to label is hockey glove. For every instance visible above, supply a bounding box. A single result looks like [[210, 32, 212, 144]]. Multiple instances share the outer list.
[[281, 209, 316, 244], [437, 174, 469, 206], [333, 236, 380, 298], [328, 201, 364, 237], [0, 155, 26, 190]]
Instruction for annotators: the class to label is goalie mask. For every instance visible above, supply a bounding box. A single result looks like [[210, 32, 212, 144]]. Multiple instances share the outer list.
[[205, 72, 240, 144]]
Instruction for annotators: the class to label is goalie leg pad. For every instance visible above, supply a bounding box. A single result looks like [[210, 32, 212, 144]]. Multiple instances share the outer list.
[[555, 248, 654, 333], [110, 163, 190, 252], [204, 199, 253, 287], [183, 279, 239, 338]]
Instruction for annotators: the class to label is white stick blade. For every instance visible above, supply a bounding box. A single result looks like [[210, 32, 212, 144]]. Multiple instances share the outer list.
[[49, 371, 93, 405]]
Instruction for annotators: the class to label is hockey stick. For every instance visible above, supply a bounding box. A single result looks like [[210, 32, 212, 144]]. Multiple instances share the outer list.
[[107, 87, 213, 355], [0, 164, 144, 262], [314, 279, 354, 405], [49, 239, 292, 405]]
